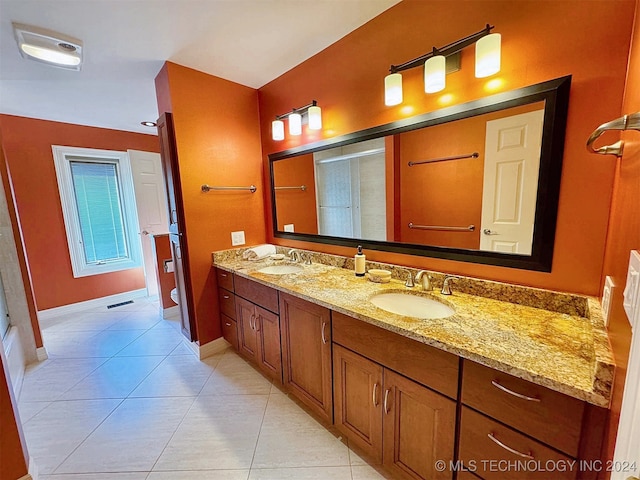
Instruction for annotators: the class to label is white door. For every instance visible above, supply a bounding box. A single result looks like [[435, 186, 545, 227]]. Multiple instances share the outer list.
[[612, 297, 640, 480], [480, 109, 544, 254], [128, 150, 170, 298]]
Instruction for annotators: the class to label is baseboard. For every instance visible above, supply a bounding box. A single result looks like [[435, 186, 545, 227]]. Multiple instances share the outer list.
[[3, 327, 25, 398], [186, 337, 229, 360], [36, 346, 48, 361], [162, 305, 179, 319], [37, 289, 147, 320]]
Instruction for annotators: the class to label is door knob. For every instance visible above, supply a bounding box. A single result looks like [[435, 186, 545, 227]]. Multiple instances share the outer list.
[[483, 229, 499, 235], [141, 230, 150, 236]]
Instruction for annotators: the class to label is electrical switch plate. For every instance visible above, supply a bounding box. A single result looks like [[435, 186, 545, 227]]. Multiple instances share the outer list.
[[602, 276, 614, 327], [284, 224, 295, 233], [623, 250, 640, 327], [231, 230, 246, 246]]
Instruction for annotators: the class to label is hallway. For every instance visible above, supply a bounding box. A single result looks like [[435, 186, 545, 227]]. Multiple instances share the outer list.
[[18, 298, 385, 479]]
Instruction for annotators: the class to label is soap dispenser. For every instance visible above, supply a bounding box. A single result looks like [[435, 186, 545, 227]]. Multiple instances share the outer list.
[[355, 245, 366, 277]]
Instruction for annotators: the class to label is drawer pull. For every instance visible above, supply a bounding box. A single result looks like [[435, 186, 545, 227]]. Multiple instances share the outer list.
[[250, 314, 256, 330], [225, 322, 232, 327], [487, 432, 534, 460], [491, 380, 541, 402], [321, 321, 328, 344], [372, 382, 379, 406], [220, 273, 228, 277], [383, 388, 391, 414], [223, 295, 230, 299]]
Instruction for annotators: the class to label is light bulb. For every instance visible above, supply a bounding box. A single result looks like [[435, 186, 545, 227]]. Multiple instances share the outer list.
[[308, 106, 322, 130], [475, 33, 501, 78], [424, 55, 446, 93], [289, 113, 302, 135], [384, 73, 403, 106], [272, 120, 284, 141]]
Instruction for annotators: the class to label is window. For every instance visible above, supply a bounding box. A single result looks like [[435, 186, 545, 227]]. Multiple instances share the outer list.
[[52, 146, 141, 277]]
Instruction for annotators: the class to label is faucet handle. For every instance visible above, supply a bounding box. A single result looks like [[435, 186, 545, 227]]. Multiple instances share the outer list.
[[303, 252, 312, 265], [441, 276, 456, 295], [405, 271, 415, 288]]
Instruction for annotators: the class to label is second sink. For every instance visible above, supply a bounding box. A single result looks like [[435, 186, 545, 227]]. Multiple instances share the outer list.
[[370, 292, 454, 319]]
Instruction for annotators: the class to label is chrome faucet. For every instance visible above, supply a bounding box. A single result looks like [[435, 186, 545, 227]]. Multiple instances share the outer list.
[[405, 271, 415, 288], [441, 276, 455, 295], [288, 249, 301, 263], [415, 270, 432, 291]]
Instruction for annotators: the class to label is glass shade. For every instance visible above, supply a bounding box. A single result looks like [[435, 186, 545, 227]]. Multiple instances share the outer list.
[[289, 113, 302, 135], [475, 33, 501, 78], [272, 120, 285, 141], [384, 73, 403, 106], [424, 55, 446, 93], [308, 106, 322, 130]]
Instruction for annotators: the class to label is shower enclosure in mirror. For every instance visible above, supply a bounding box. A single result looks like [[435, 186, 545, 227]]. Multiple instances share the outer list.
[[269, 76, 571, 271]]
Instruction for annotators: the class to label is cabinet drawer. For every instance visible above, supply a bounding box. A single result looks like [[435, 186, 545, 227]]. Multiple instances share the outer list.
[[461, 360, 584, 457], [221, 314, 238, 350], [216, 268, 234, 291], [459, 406, 577, 480], [235, 275, 279, 313], [332, 311, 459, 399], [218, 288, 235, 319]]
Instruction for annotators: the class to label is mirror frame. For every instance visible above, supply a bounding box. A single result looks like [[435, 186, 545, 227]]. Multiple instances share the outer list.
[[268, 75, 571, 272]]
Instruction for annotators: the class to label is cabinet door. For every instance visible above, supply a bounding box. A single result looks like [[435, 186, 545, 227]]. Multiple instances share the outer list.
[[256, 306, 282, 383], [280, 292, 333, 423], [383, 369, 456, 480], [333, 344, 383, 463], [236, 296, 257, 360]]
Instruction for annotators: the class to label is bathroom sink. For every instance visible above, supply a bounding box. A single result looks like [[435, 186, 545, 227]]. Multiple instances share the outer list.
[[370, 292, 454, 319], [257, 265, 303, 275]]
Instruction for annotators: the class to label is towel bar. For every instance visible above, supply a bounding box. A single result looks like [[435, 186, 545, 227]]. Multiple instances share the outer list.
[[586, 112, 640, 157]]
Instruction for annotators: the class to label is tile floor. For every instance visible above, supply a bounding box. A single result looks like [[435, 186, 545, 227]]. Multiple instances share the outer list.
[[18, 297, 388, 480]]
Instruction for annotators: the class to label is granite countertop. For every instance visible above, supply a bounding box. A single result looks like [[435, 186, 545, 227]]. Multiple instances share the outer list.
[[212, 248, 614, 408]]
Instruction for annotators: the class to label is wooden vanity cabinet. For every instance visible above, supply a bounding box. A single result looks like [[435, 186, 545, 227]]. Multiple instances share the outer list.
[[332, 313, 457, 480], [459, 360, 607, 480], [216, 268, 238, 350], [280, 292, 333, 423]]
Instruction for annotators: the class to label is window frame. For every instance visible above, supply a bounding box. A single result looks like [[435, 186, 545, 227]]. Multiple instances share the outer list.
[[52, 145, 142, 278]]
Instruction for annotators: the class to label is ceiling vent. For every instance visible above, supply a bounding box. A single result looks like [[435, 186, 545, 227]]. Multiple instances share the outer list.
[[13, 22, 83, 71]]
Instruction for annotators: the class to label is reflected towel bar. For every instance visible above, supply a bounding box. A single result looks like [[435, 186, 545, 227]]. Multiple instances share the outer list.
[[409, 223, 475, 232], [408, 152, 479, 167], [201, 184, 257, 193], [275, 185, 307, 191], [586, 112, 640, 158]]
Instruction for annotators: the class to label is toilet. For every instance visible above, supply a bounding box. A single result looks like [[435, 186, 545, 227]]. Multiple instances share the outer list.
[[170, 288, 179, 305]]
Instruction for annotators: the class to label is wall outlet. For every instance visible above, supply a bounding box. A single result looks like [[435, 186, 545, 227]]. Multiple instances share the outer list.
[[623, 250, 640, 327], [602, 276, 614, 327], [284, 224, 295, 232], [231, 230, 245, 246]]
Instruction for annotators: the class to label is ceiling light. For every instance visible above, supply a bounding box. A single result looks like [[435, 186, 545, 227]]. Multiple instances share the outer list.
[[141, 121, 157, 127], [13, 22, 83, 71]]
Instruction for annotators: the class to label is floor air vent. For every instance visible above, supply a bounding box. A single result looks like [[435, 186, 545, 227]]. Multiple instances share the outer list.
[[107, 300, 134, 309]]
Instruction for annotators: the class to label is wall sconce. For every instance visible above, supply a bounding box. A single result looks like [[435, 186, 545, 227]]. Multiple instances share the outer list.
[[384, 24, 500, 106], [272, 100, 322, 141]]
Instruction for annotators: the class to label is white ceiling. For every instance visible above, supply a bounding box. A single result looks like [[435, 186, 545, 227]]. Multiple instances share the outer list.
[[0, 0, 399, 135]]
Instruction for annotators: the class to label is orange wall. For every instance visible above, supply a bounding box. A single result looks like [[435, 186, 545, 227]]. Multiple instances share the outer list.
[[273, 154, 318, 234], [0, 130, 42, 347], [0, 347, 28, 480], [0, 115, 159, 310], [398, 102, 543, 249], [258, 0, 635, 296], [601, 0, 640, 467], [155, 62, 265, 344]]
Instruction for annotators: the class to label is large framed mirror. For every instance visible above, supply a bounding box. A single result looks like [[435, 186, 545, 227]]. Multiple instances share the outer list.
[[269, 76, 571, 271]]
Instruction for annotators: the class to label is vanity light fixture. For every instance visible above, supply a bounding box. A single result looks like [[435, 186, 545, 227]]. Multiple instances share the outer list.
[[384, 24, 500, 105], [272, 100, 322, 141], [13, 22, 83, 70]]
